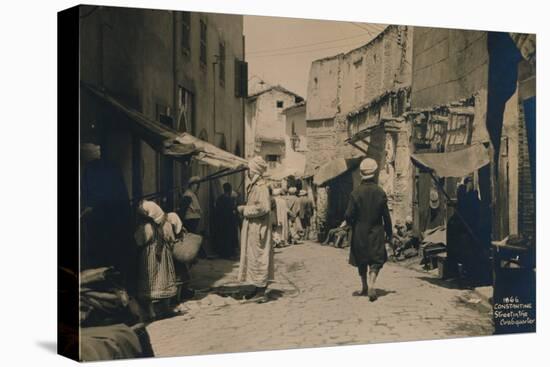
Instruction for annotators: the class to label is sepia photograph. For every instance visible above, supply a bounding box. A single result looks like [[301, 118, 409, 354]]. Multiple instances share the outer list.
[[58, 3, 535, 362]]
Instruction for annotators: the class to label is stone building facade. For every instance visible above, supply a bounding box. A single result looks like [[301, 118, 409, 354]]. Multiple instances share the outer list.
[[306, 25, 414, 227], [407, 26, 493, 234], [245, 82, 304, 175], [409, 27, 536, 245], [281, 102, 307, 177], [79, 6, 247, 240]]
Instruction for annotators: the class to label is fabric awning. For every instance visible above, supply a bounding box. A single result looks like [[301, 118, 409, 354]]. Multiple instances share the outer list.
[[410, 144, 490, 178], [82, 82, 247, 171], [267, 165, 303, 181], [81, 82, 197, 157], [174, 133, 247, 170], [509, 33, 536, 64], [313, 157, 362, 186]]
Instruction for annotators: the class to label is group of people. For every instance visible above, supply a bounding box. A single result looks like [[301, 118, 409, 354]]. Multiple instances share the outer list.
[[271, 186, 314, 248], [389, 216, 420, 260], [132, 156, 493, 317], [84, 147, 395, 315], [132, 174, 244, 318], [239, 156, 396, 303], [179, 175, 241, 260], [132, 155, 319, 313]]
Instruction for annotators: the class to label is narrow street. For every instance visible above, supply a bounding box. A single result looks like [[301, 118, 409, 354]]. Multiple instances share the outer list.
[[147, 242, 493, 357]]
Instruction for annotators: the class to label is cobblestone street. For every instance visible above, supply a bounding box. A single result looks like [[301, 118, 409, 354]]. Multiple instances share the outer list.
[[147, 242, 494, 357]]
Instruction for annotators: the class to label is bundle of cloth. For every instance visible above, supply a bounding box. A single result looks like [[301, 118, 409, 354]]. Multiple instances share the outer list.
[[77, 267, 154, 361], [80, 267, 140, 327], [419, 225, 447, 269], [79, 323, 154, 362]]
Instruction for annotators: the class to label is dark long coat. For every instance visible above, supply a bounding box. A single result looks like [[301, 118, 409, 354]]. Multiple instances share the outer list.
[[214, 193, 239, 258], [344, 181, 393, 267]]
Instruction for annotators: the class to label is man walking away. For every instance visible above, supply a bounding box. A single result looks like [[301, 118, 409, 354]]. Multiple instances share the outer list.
[[343, 158, 392, 302], [298, 189, 313, 240]]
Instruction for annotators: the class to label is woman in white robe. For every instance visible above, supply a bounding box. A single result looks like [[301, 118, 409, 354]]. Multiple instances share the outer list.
[[134, 201, 178, 317]]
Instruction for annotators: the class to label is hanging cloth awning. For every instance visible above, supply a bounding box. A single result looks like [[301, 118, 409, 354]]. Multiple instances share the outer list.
[[410, 144, 490, 178], [81, 82, 247, 171], [509, 33, 536, 64], [175, 133, 247, 170], [267, 165, 303, 181], [313, 156, 363, 186], [81, 82, 197, 157]]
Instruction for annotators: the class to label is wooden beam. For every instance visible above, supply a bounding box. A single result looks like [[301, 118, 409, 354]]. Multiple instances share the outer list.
[[347, 140, 369, 154]]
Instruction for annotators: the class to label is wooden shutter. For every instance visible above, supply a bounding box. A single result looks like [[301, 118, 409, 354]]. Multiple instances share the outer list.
[[234, 59, 248, 97], [240, 61, 248, 97]]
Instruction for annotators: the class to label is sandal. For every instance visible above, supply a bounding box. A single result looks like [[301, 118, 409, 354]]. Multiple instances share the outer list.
[[243, 288, 258, 300]]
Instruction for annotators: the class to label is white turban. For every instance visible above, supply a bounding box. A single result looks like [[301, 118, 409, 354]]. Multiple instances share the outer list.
[[138, 200, 165, 224], [248, 156, 268, 175]]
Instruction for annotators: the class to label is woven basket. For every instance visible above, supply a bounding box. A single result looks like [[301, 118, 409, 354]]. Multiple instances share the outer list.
[[172, 233, 203, 264]]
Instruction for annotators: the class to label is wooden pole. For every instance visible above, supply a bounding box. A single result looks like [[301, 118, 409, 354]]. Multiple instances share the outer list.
[[130, 166, 247, 205]]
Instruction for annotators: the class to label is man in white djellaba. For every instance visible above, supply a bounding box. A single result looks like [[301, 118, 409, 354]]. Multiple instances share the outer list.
[[237, 156, 274, 303]]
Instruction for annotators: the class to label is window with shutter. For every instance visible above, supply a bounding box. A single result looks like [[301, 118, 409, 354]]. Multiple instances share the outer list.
[[234, 59, 248, 97], [200, 20, 207, 66], [177, 87, 194, 134], [241, 61, 248, 96], [234, 58, 241, 97], [181, 12, 191, 53], [219, 42, 225, 86]]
